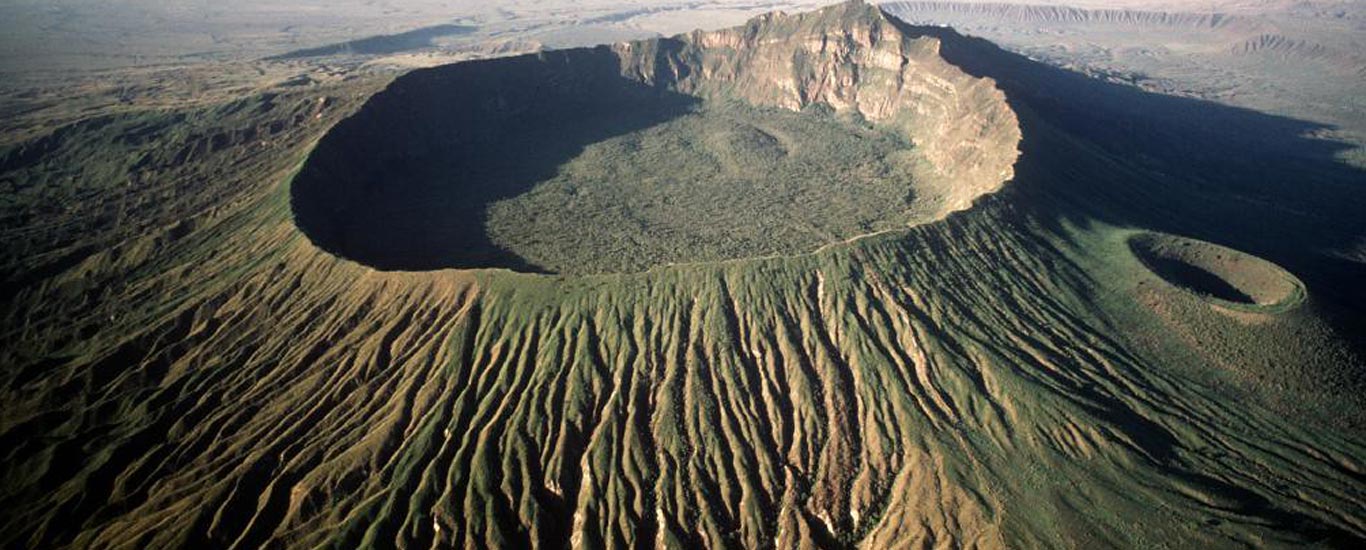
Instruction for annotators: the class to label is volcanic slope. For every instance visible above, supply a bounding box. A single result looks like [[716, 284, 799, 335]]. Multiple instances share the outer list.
[[1, 1, 1365, 549]]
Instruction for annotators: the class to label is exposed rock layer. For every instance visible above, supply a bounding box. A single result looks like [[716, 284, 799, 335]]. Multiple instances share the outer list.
[[617, 0, 1019, 212]]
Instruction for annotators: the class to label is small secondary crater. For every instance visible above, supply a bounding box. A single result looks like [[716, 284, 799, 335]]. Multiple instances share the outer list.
[[1129, 232, 1304, 309]]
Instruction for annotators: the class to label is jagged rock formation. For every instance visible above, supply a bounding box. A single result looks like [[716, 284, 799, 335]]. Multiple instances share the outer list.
[[616, 0, 1019, 213]]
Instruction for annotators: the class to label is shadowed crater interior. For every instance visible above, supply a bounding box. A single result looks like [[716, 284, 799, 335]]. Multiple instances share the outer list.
[[290, 48, 698, 273]]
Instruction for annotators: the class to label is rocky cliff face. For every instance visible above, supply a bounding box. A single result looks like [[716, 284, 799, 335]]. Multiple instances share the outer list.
[[614, 0, 1021, 212]]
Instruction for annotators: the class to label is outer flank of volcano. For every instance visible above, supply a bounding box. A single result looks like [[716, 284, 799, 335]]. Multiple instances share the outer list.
[[2, 1, 1364, 549]]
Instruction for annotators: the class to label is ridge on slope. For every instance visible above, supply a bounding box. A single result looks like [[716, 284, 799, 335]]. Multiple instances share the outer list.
[[1, 2, 1364, 549], [883, 1, 1250, 28]]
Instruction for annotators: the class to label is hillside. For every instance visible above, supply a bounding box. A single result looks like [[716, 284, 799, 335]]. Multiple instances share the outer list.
[[1, 1, 1364, 548]]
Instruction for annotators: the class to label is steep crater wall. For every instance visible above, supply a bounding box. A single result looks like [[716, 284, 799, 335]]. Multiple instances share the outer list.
[[290, 1, 1021, 274]]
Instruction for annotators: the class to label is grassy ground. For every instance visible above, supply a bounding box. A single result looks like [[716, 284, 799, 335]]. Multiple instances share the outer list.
[[486, 101, 927, 273], [1, 4, 1364, 549]]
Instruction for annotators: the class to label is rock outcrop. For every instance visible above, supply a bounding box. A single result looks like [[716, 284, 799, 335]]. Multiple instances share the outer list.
[[615, 0, 1021, 212]]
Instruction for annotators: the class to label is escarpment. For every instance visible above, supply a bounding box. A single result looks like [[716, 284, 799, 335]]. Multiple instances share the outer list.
[[616, 0, 1019, 211]]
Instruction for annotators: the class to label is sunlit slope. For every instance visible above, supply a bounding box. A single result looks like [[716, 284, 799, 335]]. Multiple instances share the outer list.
[[1, 2, 1364, 549], [4, 186, 1361, 548]]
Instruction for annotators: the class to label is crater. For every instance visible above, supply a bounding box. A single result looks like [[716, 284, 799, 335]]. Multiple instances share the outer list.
[[290, 1, 1021, 274], [1129, 232, 1305, 309]]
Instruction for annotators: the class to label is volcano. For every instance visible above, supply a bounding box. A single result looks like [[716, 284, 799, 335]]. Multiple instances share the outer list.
[[1, 1, 1364, 549]]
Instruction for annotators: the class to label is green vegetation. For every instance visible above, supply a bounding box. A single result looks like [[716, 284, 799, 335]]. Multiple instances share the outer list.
[[2, 2, 1365, 549], [1128, 231, 1305, 311], [486, 101, 926, 273]]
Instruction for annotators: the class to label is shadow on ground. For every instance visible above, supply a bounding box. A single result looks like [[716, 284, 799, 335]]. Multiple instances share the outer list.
[[890, 20, 1366, 355], [881, 22, 1366, 546], [269, 24, 477, 60], [294, 22, 1366, 339]]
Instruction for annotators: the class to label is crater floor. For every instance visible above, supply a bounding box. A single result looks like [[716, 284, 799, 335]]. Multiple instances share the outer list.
[[486, 101, 930, 273], [1129, 232, 1304, 310]]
